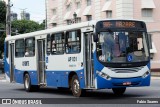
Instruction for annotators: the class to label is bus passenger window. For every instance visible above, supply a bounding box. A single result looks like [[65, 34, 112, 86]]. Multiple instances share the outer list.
[[47, 34, 51, 55], [66, 30, 81, 54], [25, 38, 35, 57], [15, 39, 25, 57], [51, 33, 64, 54]]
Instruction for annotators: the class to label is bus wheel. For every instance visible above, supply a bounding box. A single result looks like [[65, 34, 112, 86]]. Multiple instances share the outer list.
[[24, 73, 33, 92], [71, 75, 83, 97], [112, 88, 126, 96]]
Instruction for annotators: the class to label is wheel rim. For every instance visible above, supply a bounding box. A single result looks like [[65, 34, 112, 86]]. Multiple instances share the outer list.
[[73, 79, 80, 94], [25, 75, 29, 89]]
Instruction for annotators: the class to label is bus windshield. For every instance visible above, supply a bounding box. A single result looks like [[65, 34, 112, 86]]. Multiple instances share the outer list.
[[97, 31, 149, 63]]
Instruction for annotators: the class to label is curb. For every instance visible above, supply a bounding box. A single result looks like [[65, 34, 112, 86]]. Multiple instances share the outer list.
[[151, 77, 160, 80], [0, 80, 7, 82]]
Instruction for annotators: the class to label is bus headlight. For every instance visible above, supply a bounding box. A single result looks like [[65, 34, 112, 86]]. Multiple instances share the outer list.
[[96, 71, 111, 80], [142, 71, 150, 78]]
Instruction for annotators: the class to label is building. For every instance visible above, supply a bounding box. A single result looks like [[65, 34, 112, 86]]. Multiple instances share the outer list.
[[20, 10, 30, 20], [46, 0, 160, 73], [11, 12, 18, 21]]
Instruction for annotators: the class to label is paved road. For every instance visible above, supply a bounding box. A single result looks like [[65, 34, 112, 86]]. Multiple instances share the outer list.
[[0, 78, 160, 107]]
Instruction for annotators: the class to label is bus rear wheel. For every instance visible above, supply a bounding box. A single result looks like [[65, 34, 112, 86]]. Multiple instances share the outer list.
[[24, 73, 39, 92], [24, 73, 33, 92], [71, 75, 84, 97], [112, 88, 126, 96]]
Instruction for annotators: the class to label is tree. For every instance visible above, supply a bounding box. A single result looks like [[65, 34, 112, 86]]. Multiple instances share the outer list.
[[11, 20, 44, 35], [0, 1, 6, 58], [39, 20, 45, 30], [0, 1, 6, 24]]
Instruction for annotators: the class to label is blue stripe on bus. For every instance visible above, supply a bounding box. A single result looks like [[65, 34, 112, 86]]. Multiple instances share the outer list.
[[13, 68, 85, 88], [45, 70, 85, 88], [4, 59, 10, 77]]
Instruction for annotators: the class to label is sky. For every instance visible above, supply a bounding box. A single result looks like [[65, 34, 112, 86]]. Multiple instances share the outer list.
[[8, 0, 46, 23]]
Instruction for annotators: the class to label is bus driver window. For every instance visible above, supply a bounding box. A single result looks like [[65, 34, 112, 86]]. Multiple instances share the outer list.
[[99, 32, 114, 62]]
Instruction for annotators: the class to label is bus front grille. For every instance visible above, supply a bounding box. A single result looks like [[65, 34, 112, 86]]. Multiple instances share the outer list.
[[110, 66, 144, 73]]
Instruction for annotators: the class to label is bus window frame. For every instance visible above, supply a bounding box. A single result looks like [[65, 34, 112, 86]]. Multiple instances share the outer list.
[[15, 39, 25, 58], [47, 34, 51, 55], [65, 29, 81, 54], [51, 32, 65, 55], [25, 37, 35, 57]]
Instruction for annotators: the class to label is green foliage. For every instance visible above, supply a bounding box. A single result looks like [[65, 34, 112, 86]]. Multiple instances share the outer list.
[[11, 20, 45, 35], [0, 1, 6, 57], [0, 32, 5, 58], [0, 1, 6, 24], [39, 20, 45, 30]]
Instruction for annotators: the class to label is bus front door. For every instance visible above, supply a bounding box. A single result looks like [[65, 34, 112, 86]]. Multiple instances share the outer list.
[[10, 43, 15, 82], [37, 40, 46, 85], [84, 33, 95, 88]]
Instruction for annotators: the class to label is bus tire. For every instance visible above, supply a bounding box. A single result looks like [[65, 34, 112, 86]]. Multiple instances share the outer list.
[[112, 88, 126, 96], [24, 73, 33, 92], [71, 75, 84, 97]]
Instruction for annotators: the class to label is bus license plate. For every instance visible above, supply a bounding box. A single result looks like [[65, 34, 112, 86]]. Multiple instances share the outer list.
[[123, 82, 131, 85]]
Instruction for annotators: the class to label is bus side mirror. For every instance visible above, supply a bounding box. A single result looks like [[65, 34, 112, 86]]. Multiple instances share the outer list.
[[92, 33, 98, 42]]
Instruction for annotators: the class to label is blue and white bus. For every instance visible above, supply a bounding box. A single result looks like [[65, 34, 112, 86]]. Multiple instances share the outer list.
[[4, 19, 151, 97]]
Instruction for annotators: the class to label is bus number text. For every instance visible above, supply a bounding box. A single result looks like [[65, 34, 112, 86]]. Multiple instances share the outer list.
[[22, 61, 29, 66], [68, 57, 77, 62]]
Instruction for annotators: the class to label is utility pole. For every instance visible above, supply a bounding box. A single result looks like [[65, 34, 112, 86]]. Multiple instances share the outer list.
[[6, 0, 12, 37], [45, 0, 47, 29]]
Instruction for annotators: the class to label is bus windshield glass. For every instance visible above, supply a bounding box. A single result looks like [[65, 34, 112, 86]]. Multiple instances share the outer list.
[[97, 31, 149, 63]]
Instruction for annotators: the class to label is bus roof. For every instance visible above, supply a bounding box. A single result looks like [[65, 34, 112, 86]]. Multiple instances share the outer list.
[[5, 21, 95, 41], [5, 19, 145, 41]]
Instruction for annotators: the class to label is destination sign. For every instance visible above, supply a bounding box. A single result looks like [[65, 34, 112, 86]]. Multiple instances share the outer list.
[[101, 21, 144, 29]]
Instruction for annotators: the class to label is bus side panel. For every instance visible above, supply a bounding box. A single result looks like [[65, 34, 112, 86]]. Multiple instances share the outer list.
[[14, 55, 38, 85], [14, 69, 24, 84], [60, 73, 69, 87], [29, 71, 38, 85], [56, 72, 67, 87], [76, 69, 85, 89], [46, 71, 57, 87], [46, 51, 85, 88], [46, 70, 85, 88], [46, 71, 68, 87], [14, 69, 38, 85]]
